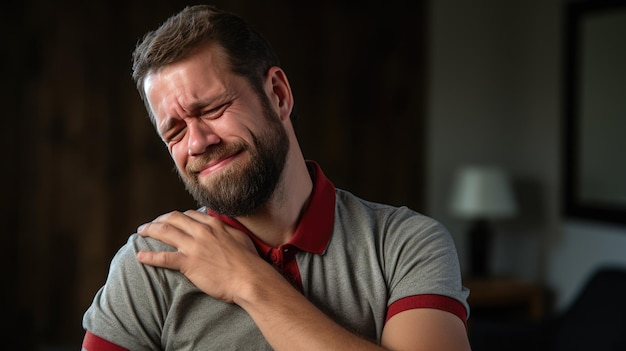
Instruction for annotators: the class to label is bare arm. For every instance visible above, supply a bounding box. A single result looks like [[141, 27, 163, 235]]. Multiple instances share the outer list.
[[382, 309, 471, 350], [136, 210, 470, 351]]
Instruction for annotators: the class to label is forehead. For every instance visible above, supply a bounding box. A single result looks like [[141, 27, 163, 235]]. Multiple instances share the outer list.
[[143, 43, 233, 111], [144, 42, 229, 89]]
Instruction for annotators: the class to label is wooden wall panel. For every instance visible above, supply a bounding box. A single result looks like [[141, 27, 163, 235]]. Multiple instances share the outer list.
[[1, 0, 427, 348]]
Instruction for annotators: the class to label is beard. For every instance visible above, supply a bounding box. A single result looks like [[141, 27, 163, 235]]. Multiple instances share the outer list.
[[179, 102, 290, 217]]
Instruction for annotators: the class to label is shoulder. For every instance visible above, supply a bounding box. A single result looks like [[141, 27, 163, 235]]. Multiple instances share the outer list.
[[82, 235, 188, 350], [92, 233, 182, 301], [334, 188, 447, 240], [107, 234, 176, 272], [332, 189, 459, 273], [335, 188, 432, 219]]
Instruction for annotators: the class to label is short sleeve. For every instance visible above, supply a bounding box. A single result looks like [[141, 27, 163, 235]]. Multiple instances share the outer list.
[[383, 209, 470, 320], [82, 234, 176, 350]]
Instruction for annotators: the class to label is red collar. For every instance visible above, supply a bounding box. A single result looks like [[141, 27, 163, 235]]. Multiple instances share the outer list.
[[207, 161, 335, 257]]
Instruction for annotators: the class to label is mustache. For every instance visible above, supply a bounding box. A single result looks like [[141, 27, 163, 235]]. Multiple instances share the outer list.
[[186, 141, 248, 175]]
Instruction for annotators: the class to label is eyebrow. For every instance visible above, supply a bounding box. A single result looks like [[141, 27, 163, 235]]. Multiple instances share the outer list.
[[182, 98, 214, 114], [157, 97, 218, 136]]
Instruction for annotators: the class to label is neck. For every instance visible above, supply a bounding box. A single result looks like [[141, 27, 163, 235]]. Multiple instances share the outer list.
[[235, 155, 313, 248]]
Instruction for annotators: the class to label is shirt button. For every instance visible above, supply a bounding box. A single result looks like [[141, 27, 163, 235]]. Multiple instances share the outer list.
[[270, 251, 280, 264]]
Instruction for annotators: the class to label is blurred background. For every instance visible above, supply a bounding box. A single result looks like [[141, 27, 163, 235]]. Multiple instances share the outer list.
[[2, 0, 626, 349]]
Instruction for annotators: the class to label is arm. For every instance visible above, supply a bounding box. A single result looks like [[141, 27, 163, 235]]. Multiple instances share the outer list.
[[82, 235, 174, 351], [233, 266, 470, 351], [382, 309, 470, 350], [137, 210, 470, 350]]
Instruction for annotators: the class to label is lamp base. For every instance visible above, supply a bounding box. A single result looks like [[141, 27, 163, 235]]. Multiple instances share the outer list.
[[468, 219, 493, 279]]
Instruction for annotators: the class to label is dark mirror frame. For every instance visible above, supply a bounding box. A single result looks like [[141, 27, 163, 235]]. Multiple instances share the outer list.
[[563, 0, 626, 225]]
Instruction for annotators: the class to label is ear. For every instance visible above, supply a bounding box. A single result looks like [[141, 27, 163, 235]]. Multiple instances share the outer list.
[[264, 66, 294, 122]]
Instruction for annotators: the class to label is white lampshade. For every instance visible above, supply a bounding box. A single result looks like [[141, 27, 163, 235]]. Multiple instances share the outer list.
[[449, 166, 518, 220]]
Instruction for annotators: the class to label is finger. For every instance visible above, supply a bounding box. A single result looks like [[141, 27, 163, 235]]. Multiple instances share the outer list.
[[153, 210, 217, 239], [137, 221, 195, 249], [183, 210, 247, 239], [183, 210, 250, 237], [153, 210, 199, 227], [137, 250, 184, 270], [182, 209, 224, 227]]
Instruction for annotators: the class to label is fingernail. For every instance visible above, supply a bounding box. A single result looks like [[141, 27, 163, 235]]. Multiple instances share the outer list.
[[137, 224, 146, 233]]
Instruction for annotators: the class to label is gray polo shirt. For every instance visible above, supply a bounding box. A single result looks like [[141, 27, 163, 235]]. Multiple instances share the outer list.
[[82, 162, 469, 350]]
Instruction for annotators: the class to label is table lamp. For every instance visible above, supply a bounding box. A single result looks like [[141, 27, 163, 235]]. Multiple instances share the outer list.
[[449, 166, 518, 278]]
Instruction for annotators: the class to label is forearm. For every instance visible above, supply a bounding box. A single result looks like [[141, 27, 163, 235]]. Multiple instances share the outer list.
[[134, 211, 470, 350], [235, 267, 386, 351]]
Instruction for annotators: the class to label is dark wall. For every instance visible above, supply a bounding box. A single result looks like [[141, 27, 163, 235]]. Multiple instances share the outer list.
[[0, 0, 427, 348]]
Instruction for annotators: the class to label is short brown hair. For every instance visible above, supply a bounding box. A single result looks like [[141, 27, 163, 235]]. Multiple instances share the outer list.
[[132, 5, 280, 118]]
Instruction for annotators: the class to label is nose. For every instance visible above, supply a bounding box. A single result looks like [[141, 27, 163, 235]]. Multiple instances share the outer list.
[[187, 119, 221, 156]]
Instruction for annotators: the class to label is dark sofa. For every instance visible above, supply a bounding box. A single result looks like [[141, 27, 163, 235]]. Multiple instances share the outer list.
[[469, 266, 626, 351]]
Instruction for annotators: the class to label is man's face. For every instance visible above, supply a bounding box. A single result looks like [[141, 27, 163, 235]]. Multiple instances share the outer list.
[[143, 43, 289, 217]]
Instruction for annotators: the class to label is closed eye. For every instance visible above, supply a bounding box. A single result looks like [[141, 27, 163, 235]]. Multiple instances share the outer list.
[[160, 119, 187, 145], [166, 127, 186, 144], [160, 101, 231, 145], [202, 102, 231, 119]]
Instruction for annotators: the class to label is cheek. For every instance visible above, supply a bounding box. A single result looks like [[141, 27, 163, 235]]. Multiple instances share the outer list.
[[170, 144, 189, 174]]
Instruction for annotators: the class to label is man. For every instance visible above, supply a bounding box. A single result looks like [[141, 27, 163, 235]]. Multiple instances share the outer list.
[[82, 5, 470, 351]]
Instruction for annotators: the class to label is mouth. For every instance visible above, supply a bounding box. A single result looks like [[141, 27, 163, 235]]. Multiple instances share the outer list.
[[186, 140, 249, 179], [197, 152, 241, 176]]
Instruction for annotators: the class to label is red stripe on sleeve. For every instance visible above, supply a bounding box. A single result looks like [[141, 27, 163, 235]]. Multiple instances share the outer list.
[[82, 331, 129, 351], [386, 294, 468, 325]]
